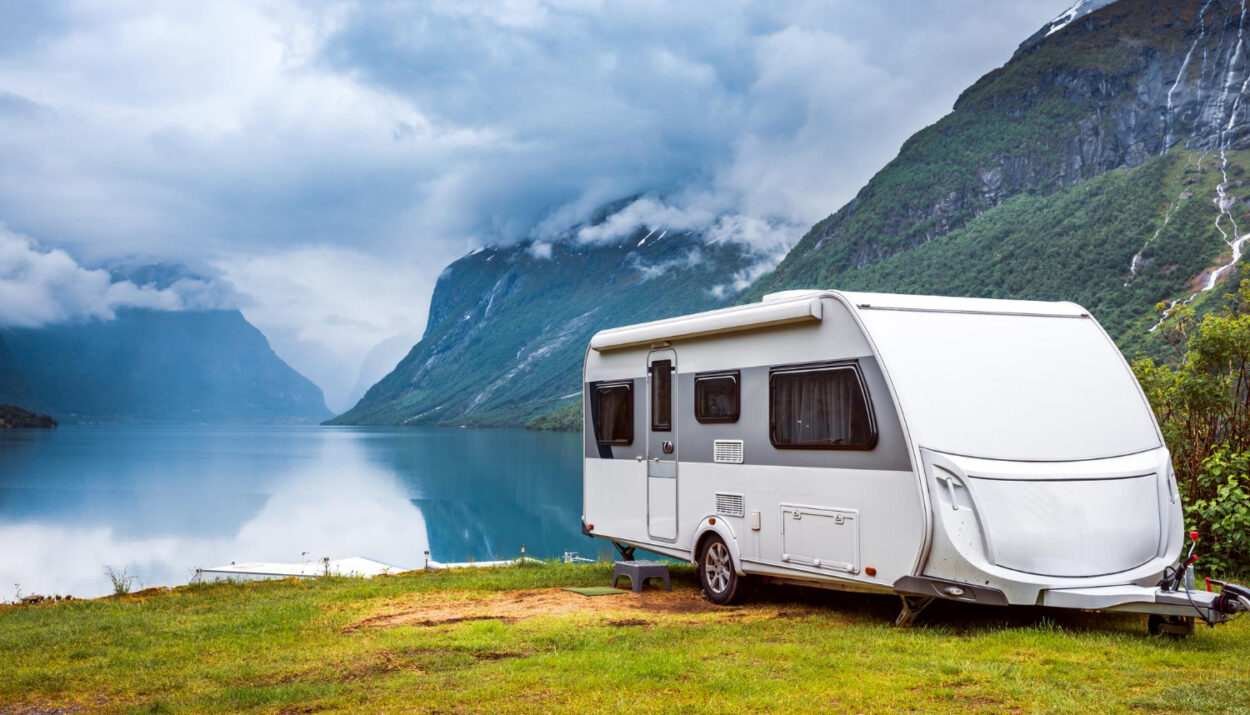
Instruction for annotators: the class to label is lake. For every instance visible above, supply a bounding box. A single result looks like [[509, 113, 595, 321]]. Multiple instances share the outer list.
[[0, 425, 593, 599]]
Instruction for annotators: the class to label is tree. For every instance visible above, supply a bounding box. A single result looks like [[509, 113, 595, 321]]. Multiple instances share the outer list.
[[1132, 280, 1250, 574]]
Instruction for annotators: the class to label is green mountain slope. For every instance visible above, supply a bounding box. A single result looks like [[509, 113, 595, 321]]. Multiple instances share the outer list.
[[835, 148, 1250, 343], [331, 221, 768, 426], [747, 0, 1250, 340]]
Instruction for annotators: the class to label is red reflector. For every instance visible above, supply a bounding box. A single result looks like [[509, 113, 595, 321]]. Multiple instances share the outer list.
[[587, 524, 594, 531], [865, 567, 877, 577], [708, 517, 716, 525], [1190, 530, 1200, 541]]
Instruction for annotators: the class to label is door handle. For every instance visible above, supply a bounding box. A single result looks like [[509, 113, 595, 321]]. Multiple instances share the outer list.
[[662, 440, 674, 454]]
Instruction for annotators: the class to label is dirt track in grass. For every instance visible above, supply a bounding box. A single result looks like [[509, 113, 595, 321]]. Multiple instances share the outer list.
[[344, 584, 835, 631]]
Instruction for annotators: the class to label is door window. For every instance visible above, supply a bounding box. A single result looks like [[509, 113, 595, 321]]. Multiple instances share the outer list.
[[651, 359, 672, 432]]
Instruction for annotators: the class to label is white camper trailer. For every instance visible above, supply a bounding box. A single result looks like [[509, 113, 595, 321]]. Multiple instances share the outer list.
[[581, 290, 1250, 631]]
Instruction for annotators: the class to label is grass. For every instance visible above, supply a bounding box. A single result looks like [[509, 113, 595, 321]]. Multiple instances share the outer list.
[[3, 562, 1249, 713]]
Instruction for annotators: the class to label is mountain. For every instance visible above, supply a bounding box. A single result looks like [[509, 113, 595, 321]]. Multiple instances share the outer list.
[[747, 0, 1250, 346], [330, 210, 772, 426], [0, 334, 34, 407], [342, 0, 1250, 428], [2, 309, 332, 423], [1015, 0, 1119, 56], [342, 332, 421, 412]]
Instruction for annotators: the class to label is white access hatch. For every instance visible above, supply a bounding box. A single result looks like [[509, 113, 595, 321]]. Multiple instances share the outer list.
[[779, 505, 860, 574]]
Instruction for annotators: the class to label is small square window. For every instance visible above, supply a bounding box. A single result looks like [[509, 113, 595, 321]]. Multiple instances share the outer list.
[[593, 382, 633, 445], [695, 371, 740, 423]]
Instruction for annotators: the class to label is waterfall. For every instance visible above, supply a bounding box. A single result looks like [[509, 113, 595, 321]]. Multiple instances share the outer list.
[[1165, 0, 1215, 151], [1151, 0, 1250, 332]]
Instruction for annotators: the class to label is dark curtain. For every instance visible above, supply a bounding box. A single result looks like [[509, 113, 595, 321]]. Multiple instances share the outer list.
[[772, 369, 871, 447], [597, 385, 632, 443]]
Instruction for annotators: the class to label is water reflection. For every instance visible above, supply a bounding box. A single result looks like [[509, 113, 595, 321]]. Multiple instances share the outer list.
[[0, 426, 585, 598]]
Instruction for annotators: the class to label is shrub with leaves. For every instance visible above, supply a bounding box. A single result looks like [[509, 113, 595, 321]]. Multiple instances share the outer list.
[[1132, 280, 1250, 574]]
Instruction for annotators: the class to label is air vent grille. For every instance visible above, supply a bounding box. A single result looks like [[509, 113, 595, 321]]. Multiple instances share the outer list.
[[715, 492, 746, 518], [713, 439, 744, 464]]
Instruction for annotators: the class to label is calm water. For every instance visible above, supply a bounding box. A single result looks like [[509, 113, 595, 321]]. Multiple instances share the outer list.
[[0, 426, 591, 599]]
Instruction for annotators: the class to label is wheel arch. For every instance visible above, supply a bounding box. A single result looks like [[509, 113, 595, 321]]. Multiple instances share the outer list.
[[690, 517, 745, 576]]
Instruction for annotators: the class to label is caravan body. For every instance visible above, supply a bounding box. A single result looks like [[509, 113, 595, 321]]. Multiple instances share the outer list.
[[581, 290, 1239, 623]]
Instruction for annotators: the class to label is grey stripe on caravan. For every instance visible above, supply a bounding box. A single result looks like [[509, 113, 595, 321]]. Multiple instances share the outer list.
[[585, 359, 912, 472], [583, 376, 648, 459]]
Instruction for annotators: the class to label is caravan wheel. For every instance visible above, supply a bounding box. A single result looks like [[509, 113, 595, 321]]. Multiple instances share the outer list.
[[699, 535, 746, 605]]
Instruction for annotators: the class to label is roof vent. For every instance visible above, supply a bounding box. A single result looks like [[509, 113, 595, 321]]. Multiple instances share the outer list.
[[762, 289, 826, 303]]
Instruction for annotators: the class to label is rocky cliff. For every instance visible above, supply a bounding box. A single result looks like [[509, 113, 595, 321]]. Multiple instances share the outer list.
[[748, 0, 1250, 339]]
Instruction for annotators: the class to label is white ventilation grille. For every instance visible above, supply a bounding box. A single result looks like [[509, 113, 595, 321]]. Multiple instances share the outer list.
[[713, 439, 744, 464], [715, 492, 746, 518]]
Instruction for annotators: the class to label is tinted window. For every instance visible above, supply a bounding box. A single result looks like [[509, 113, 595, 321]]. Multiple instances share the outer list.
[[651, 360, 672, 431], [695, 371, 740, 423], [770, 365, 876, 449], [595, 383, 633, 445]]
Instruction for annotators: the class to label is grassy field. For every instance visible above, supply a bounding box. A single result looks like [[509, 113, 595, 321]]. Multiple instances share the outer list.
[[3, 562, 1249, 713]]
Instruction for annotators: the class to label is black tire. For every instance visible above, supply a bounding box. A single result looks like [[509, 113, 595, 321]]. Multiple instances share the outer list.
[[1148, 613, 1163, 636], [699, 535, 747, 605]]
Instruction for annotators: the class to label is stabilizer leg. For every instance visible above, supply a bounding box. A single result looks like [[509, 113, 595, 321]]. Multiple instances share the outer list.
[[1148, 614, 1194, 638], [895, 595, 934, 628]]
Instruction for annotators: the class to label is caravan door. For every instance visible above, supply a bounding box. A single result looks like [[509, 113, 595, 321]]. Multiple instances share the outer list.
[[647, 349, 678, 541]]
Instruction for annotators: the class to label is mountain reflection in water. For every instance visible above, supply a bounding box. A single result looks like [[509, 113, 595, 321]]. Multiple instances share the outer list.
[[0, 426, 588, 598]]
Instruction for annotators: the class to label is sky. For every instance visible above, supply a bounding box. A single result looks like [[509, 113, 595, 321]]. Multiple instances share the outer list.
[[0, 0, 1075, 412]]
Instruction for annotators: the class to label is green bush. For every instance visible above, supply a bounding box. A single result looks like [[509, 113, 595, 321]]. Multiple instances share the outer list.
[[1133, 280, 1250, 575], [1184, 448, 1250, 575]]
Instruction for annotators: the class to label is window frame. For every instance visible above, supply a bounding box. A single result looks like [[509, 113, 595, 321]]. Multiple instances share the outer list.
[[693, 370, 741, 424], [768, 361, 878, 451], [592, 380, 634, 446]]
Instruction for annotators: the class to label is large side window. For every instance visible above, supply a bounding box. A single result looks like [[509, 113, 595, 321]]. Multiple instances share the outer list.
[[769, 364, 876, 449], [650, 360, 672, 432], [694, 371, 740, 423], [594, 382, 633, 445]]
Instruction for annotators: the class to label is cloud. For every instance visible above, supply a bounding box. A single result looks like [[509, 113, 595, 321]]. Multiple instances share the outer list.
[[0, 0, 1072, 398], [0, 225, 228, 328], [709, 246, 792, 299], [630, 247, 706, 282], [527, 240, 553, 259], [215, 244, 463, 412]]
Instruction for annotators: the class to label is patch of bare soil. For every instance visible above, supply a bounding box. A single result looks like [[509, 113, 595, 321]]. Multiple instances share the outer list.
[[345, 586, 822, 632], [1, 702, 87, 714]]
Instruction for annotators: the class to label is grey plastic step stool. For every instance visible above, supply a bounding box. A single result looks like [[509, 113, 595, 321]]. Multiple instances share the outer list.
[[612, 560, 671, 593]]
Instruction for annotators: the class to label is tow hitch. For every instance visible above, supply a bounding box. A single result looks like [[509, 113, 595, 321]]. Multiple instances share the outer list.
[[1207, 579, 1250, 616], [1045, 532, 1249, 635], [1151, 531, 1250, 634]]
